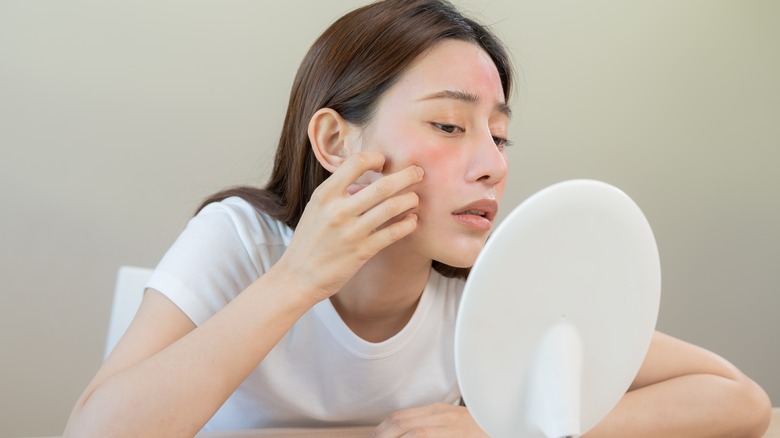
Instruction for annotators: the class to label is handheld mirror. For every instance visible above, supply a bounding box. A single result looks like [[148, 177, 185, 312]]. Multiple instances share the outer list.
[[455, 180, 661, 438]]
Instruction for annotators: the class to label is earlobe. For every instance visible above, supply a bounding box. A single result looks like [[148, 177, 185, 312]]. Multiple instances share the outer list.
[[308, 108, 352, 173]]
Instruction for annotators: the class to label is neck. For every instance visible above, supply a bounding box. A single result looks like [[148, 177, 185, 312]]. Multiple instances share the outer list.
[[330, 242, 432, 342]]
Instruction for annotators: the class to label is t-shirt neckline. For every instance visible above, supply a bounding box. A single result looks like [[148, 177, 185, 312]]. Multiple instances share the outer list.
[[312, 270, 439, 359]]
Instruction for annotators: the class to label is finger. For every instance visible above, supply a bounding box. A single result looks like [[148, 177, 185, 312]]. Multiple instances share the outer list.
[[363, 213, 418, 254], [349, 165, 424, 213], [327, 151, 386, 193], [347, 183, 368, 195], [372, 404, 449, 438], [358, 191, 419, 233]]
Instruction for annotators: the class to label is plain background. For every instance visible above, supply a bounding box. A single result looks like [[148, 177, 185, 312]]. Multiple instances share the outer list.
[[1, 0, 778, 436]]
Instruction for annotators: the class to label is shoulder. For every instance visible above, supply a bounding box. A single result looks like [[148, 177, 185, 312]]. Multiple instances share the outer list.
[[147, 197, 292, 324], [195, 196, 293, 248], [154, 196, 293, 288]]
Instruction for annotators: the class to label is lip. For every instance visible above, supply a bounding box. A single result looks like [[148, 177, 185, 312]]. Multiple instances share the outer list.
[[451, 198, 498, 232], [452, 199, 498, 221]]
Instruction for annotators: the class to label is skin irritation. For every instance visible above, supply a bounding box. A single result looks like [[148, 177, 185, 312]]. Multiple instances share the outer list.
[[350, 39, 510, 268], [327, 39, 511, 342]]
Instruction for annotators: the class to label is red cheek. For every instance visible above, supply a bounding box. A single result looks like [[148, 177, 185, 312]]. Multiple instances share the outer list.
[[384, 141, 451, 175], [413, 142, 455, 169], [406, 147, 460, 204]]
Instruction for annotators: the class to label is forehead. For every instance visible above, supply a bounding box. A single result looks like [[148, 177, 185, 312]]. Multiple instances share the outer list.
[[385, 39, 507, 107]]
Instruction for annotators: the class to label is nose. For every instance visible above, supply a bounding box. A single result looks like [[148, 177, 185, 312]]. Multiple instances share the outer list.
[[465, 129, 508, 186]]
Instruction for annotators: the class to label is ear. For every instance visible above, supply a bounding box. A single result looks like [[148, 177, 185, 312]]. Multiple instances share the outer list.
[[308, 108, 354, 173]]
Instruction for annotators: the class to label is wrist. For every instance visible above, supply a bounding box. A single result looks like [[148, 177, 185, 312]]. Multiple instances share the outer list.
[[261, 258, 325, 310]]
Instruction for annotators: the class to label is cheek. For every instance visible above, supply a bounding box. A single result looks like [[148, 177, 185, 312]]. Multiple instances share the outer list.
[[409, 149, 461, 212], [393, 145, 456, 193], [356, 124, 424, 181], [376, 133, 453, 180]]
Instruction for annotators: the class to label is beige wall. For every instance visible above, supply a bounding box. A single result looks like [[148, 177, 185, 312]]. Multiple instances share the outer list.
[[1, 1, 777, 436]]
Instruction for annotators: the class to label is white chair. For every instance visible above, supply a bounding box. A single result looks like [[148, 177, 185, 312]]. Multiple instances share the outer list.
[[104, 266, 154, 359]]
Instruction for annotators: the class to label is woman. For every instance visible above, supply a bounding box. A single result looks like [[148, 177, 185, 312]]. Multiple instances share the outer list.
[[65, 0, 771, 436]]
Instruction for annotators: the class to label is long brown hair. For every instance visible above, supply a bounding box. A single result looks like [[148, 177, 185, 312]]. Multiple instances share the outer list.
[[199, 0, 513, 279]]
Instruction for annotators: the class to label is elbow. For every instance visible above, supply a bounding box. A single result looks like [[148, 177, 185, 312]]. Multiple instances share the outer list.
[[64, 410, 120, 438], [62, 423, 85, 438], [63, 415, 88, 438], [63, 392, 112, 438], [63, 404, 97, 438], [733, 374, 773, 438]]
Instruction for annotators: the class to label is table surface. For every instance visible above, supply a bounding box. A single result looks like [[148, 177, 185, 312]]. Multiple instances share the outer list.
[[194, 408, 780, 437], [196, 426, 375, 437], [34, 408, 780, 437]]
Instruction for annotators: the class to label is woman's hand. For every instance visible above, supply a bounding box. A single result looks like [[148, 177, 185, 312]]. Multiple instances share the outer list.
[[277, 150, 424, 303], [371, 403, 488, 438]]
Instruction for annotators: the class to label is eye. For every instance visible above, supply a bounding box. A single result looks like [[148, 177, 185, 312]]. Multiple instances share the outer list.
[[431, 123, 464, 135], [492, 136, 513, 149]]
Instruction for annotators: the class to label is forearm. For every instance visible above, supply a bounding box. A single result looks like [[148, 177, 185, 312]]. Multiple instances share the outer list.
[[65, 265, 316, 438], [584, 372, 771, 438]]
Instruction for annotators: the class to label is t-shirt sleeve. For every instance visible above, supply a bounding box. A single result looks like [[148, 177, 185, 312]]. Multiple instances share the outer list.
[[145, 200, 279, 326]]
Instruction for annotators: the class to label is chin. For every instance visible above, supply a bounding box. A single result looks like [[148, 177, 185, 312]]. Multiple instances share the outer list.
[[432, 247, 482, 269], [412, 226, 489, 268]]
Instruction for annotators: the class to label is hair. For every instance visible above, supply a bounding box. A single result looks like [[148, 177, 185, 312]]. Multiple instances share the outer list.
[[199, 0, 513, 279]]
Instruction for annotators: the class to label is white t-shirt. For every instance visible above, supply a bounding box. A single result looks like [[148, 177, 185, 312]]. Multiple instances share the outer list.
[[146, 196, 465, 430]]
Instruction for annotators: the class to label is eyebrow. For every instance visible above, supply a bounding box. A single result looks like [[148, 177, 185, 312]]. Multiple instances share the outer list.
[[418, 89, 511, 116]]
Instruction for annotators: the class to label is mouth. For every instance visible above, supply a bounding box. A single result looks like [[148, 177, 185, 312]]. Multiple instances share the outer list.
[[452, 199, 498, 222]]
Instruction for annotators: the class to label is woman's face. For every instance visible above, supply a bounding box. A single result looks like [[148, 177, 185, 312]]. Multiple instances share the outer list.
[[349, 39, 510, 268]]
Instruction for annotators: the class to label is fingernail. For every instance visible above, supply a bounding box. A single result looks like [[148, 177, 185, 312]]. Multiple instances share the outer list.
[[415, 166, 424, 178]]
